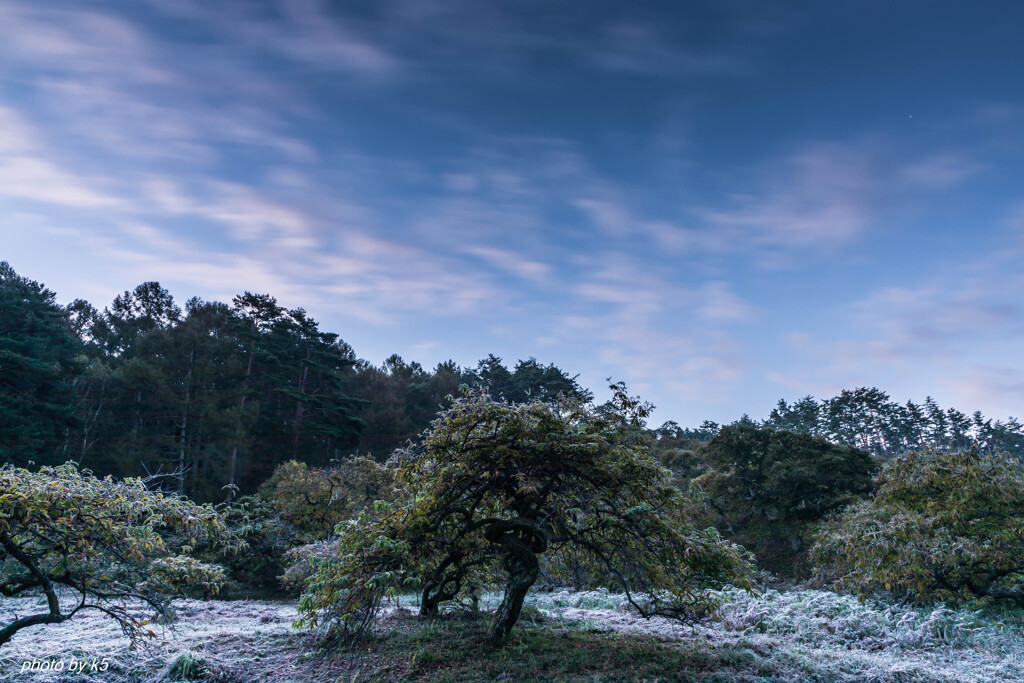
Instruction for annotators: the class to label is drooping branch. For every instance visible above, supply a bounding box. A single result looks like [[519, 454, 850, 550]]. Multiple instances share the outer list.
[[0, 531, 67, 648]]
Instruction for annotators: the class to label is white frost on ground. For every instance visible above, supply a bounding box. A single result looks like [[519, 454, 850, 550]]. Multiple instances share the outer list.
[[522, 587, 1024, 683], [2, 587, 1024, 681], [0, 597, 301, 682]]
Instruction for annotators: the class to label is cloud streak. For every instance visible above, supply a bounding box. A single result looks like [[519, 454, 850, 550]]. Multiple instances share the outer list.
[[698, 144, 872, 250]]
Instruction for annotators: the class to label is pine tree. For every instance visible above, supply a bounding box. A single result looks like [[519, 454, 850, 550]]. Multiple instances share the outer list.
[[0, 262, 84, 466]]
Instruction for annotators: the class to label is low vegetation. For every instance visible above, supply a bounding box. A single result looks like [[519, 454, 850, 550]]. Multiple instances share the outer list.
[[0, 463, 229, 648], [812, 448, 1024, 607]]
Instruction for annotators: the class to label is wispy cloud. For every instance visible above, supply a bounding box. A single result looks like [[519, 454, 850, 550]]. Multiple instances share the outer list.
[[773, 253, 1024, 417], [952, 367, 1024, 416], [584, 20, 750, 78], [855, 283, 1024, 353], [0, 3, 174, 83], [0, 106, 123, 208], [788, 275, 1024, 375], [0, 106, 41, 154], [311, 234, 496, 323], [141, 0, 401, 76], [698, 143, 872, 249], [696, 281, 757, 322], [898, 153, 985, 189], [461, 246, 551, 285], [564, 256, 755, 416], [138, 177, 313, 246], [0, 158, 123, 208]]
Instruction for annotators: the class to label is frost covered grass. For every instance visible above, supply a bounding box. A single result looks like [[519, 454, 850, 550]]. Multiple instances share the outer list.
[[520, 586, 1024, 682], [2, 587, 1023, 681], [711, 587, 1024, 652], [0, 597, 318, 682]]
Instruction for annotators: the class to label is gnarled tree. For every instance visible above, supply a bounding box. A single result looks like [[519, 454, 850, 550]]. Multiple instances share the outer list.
[[0, 463, 229, 648], [296, 387, 753, 644]]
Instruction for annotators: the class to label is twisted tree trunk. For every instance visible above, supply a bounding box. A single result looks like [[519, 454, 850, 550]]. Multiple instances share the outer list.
[[487, 540, 539, 643]]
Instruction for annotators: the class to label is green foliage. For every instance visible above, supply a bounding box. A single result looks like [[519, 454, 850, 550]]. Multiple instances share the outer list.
[[0, 262, 84, 467], [197, 495, 298, 594], [0, 462, 229, 648], [348, 354, 588, 459], [765, 388, 1024, 459], [472, 354, 592, 404], [258, 457, 389, 541], [646, 420, 717, 482], [695, 424, 877, 577], [348, 355, 464, 456], [63, 286, 366, 501], [811, 448, 1024, 607], [280, 538, 341, 593], [0, 266, 592, 506], [295, 387, 753, 643], [198, 458, 391, 595], [140, 555, 227, 599], [166, 651, 208, 681]]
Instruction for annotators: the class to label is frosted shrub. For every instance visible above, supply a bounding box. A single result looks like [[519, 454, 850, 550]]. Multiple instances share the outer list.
[[812, 449, 1024, 608], [0, 462, 230, 648]]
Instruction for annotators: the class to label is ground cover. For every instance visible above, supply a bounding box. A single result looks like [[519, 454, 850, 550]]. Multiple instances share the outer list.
[[2, 588, 1022, 682]]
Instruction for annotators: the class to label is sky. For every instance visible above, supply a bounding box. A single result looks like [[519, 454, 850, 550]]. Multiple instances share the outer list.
[[1, 0, 1023, 427]]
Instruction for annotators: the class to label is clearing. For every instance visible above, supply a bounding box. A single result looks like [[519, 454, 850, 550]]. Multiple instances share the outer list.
[[2, 587, 1023, 682]]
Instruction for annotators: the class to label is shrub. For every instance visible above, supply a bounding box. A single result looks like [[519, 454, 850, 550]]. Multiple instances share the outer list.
[[811, 448, 1024, 607], [693, 424, 877, 577], [201, 495, 301, 594], [141, 556, 228, 599], [0, 462, 229, 648], [258, 457, 389, 541], [202, 458, 391, 596]]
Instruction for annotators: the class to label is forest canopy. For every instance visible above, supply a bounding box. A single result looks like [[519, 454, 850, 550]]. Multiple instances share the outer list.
[[0, 264, 588, 502]]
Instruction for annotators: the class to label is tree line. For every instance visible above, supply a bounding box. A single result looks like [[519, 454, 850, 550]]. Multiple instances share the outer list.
[[3, 261, 1021, 504], [762, 387, 1024, 458], [0, 263, 587, 501], [4, 260, 1024, 648]]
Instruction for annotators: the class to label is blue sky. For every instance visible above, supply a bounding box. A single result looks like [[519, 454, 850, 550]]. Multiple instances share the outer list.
[[2, 0, 1023, 426]]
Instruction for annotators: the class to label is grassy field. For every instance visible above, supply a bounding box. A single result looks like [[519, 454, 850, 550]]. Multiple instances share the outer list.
[[2, 587, 1023, 682]]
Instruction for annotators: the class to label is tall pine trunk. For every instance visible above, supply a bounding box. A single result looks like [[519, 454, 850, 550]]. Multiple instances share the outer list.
[[177, 346, 194, 494], [226, 344, 254, 503], [291, 346, 310, 461]]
